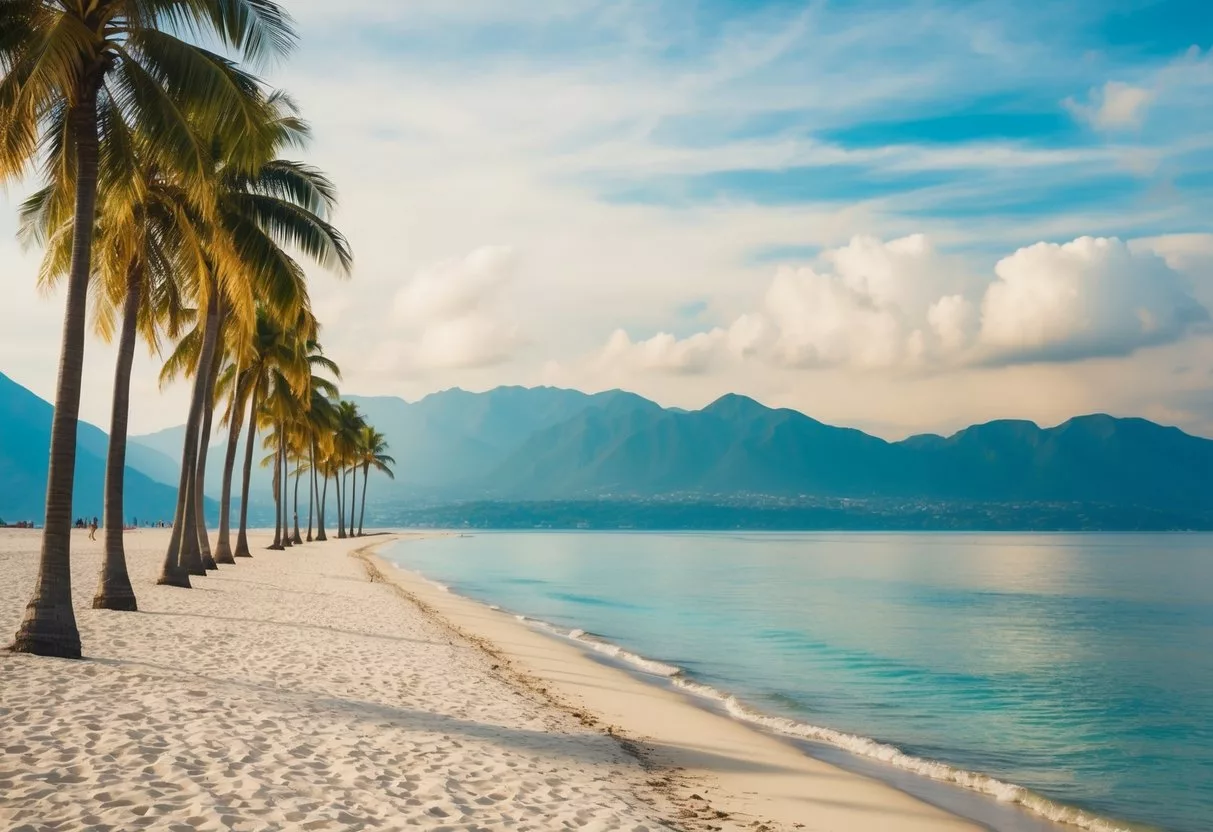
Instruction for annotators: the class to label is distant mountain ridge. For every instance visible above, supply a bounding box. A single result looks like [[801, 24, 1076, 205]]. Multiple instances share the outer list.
[[132, 385, 1213, 518], [480, 392, 1213, 515], [0, 372, 183, 522], [6, 373, 1212, 528]]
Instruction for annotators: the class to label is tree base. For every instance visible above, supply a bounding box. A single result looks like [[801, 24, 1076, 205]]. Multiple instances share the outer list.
[[316, 533, 327, 542], [267, 544, 284, 551], [10, 618, 82, 659], [213, 543, 236, 565], [233, 551, 253, 558], [157, 572, 192, 588], [92, 593, 138, 611], [201, 554, 218, 570]]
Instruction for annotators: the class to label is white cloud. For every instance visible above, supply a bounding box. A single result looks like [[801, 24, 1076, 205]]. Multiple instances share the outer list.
[[1132, 233, 1213, 277], [588, 234, 1209, 375], [394, 246, 516, 324], [599, 328, 727, 374], [1065, 81, 1154, 130], [413, 313, 521, 370], [978, 237, 1208, 362], [928, 294, 976, 352], [762, 265, 904, 368], [389, 246, 523, 370], [760, 234, 977, 368], [597, 315, 765, 375]]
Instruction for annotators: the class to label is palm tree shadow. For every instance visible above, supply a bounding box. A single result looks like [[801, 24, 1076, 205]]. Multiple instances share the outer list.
[[137, 608, 442, 647], [87, 651, 799, 776]]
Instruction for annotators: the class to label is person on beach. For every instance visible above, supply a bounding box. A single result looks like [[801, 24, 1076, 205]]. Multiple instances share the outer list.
[[88, 517, 98, 541]]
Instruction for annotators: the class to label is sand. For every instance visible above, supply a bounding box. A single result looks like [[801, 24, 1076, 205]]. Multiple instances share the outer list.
[[1, 529, 978, 831]]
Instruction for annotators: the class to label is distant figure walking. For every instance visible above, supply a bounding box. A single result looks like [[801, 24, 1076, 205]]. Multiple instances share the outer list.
[[88, 517, 98, 541]]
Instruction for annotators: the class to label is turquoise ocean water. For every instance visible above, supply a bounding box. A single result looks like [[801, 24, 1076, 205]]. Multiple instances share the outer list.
[[382, 532, 1213, 832]]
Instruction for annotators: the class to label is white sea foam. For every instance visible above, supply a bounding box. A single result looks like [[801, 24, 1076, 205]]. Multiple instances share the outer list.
[[669, 677, 1134, 832], [520, 619, 682, 678]]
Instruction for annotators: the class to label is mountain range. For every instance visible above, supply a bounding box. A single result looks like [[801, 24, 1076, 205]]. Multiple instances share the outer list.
[[0, 372, 182, 523], [3, 371, 1212, 528]]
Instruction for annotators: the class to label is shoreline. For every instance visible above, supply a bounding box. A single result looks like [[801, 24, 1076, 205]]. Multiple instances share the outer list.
[[365, 540, 987, 832], [371, 535, 1150, 832], [0, 527, 1138, 832]]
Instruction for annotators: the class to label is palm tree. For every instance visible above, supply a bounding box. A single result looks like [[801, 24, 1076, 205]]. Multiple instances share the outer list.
[[332, 401, 364, 540], [3, 0, 295, 656], [158, 96, 350, 585], [161, 106, 349, 573], [232, 319, 307, 556], [223, 319, 342, 556], [305, 388, 339, 542], [19, 154, 196, 610], [357, 427, 394, 536], [262, 369, 307, 550]]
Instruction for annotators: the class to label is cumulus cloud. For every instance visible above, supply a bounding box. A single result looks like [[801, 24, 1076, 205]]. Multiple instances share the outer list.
[[590, 234, 1208, 376], [390, 246, 523, 369], [762, 266, 904, 368], [760, 234, 976, 368], [978, 237, 1208, 362], [394, 246, 516, 324], [1064, 81, 1154, 130], [597, 316, 765, 375], [928, 295, 975, 352]]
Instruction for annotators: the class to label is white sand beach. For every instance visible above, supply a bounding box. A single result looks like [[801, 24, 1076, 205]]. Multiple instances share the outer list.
[[1, 529, 978, 831]]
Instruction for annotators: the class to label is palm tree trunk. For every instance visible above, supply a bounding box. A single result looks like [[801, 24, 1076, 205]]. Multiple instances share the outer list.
[[348, 463, 357, 538], [194, 311, 223, 571], [281, 428, 293, 548], [159, 295, 220, 583], [270, 427, 284, 550], [292, 458, 303, 545], [12, 87, 101, 658], [306, 440, 315, 542], [93, 263, 141, 611], [317, 465, 329, 542], [213, 374, 243, 564], [336, 467, 346, 539], [359, 463, 369, 537], [233, 384, 258, 557]]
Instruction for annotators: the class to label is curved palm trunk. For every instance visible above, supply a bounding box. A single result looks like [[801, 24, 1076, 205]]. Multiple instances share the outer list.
[[233, 384, 258, 557], [213, 376, 243, 564], [93, 264, 141, 611], [269, 428, 284, 550], [306, 440, 316, 542], [280, 428, 293, 548], [348, 463, 357, 538], [336, 468, 346, 539], [159, 296, 220, 583], [292, 461, 303, 545], [358, 463, 369, 536], [194, 327, 222, 570], [13, 89, 100, 658], [317, 466, 329, 542]]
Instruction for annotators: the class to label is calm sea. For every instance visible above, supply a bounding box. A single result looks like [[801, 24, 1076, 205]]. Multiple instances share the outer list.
[[382, 532, 1213, 832]]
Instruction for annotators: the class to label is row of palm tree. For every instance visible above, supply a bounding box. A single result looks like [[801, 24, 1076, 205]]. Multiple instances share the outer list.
[[1, 0, 391, 660], [262, 398, 395, 549]]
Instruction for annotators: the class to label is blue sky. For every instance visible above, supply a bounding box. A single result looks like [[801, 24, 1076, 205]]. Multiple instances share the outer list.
[[2, 0, 1212, 439]]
